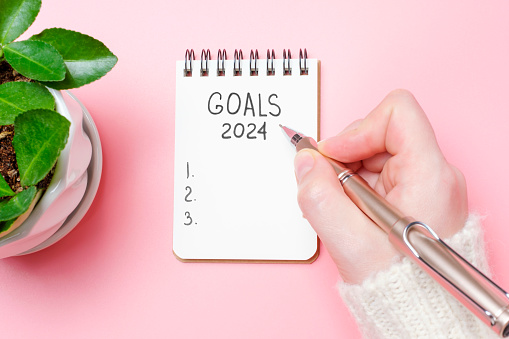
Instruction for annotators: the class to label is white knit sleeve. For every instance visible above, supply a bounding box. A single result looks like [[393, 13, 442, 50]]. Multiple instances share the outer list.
[[338, 214, 499, 339]]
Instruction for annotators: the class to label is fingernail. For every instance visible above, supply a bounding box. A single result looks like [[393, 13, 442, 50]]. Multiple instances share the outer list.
[[317, 139, 327, 152], [294, 150, 315, 183]]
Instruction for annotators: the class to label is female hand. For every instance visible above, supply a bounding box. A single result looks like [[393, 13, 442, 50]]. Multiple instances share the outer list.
[[294, 89, 468, 284]]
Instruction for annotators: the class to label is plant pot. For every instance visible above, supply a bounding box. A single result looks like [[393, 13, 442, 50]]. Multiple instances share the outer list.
[[0, 90, 100, 258]]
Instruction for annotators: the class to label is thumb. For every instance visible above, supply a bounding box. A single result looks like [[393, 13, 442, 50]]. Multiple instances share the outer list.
[[294, 149, 396, 283], [295, 149, 355, 242]]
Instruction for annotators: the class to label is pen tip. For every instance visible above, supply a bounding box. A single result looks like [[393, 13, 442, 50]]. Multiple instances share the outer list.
[[279, 124, 304, 147], [280, 124, 296, 137]]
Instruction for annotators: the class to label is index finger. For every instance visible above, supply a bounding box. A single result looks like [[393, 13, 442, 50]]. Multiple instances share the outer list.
[[318, 89, 442, 164]]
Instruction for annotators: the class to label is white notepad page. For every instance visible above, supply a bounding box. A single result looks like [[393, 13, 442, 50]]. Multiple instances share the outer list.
[[173, 56, 319, 261]]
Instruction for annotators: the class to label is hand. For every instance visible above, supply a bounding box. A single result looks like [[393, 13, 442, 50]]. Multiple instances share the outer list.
[[294, 90, 468, 284]]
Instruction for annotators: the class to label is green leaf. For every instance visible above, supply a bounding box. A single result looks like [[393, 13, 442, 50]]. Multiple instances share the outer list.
[[0, 218, 16, 233], [30, 28, 117, 89], [13, 109, 70, 186], [0, 0, 41, 45], [0, 81, 55, 125], [3, 40, 66, 81], [0, 174, 14, 198], [0, 186, 36, 221]]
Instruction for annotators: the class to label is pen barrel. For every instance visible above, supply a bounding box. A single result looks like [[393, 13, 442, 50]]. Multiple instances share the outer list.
[[389, 218, 509, 337], [342, 175, 509, 337], [341, 174, 405, 233]]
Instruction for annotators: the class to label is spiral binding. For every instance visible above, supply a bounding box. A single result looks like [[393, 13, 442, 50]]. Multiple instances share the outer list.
[[184, 49, 195, 77], [200, 49, 210, 76], [233, 49, 243, 76], [299, 49, 308, 75], [267, 49, 275, 76], [217, 49, 226, 76], [283, 49, 291, 75], [250, 50, 259, 76], [183, 49, 309, 77]]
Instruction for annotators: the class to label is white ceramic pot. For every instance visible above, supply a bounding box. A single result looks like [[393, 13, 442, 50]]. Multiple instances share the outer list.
[[0, 90, 95, 258]]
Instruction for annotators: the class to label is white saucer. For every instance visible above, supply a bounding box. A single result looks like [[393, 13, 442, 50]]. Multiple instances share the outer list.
[[19, 93, 103, 255]]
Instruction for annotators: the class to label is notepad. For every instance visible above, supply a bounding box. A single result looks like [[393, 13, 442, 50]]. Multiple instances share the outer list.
[[173, 49, 319, 262]]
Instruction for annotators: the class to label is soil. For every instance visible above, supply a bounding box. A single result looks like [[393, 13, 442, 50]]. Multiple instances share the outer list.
[[0, 126, 55, 194], [0, 61, 32, 85], [0, 61, 55, 196], [0, 125, 21, 193]]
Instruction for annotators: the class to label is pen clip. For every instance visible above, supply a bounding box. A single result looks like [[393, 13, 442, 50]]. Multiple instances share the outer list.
[[402, 221, 509, 327]]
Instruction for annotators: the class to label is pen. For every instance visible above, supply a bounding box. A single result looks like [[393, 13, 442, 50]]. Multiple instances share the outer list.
[[281, 124, 509, 337]]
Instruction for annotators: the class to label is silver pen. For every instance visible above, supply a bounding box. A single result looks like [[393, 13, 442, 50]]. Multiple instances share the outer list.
[[281, 124, 509, 337]]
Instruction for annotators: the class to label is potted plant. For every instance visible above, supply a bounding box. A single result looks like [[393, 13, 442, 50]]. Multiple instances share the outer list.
[[0, 0, 117, 254]]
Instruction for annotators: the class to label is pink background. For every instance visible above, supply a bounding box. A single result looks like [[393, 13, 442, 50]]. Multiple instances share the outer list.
[[1, 0, 508, 338]]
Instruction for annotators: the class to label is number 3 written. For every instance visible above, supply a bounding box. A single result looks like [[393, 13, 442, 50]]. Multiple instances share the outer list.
[[184, 211, 194, 226]]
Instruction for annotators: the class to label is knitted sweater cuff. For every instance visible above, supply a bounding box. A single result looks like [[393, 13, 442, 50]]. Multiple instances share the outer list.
[[338, 214, 498, 339]]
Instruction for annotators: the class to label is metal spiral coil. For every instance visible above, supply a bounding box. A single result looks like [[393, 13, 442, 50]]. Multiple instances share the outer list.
[[200, 49, 210, 76], [283, 49, 292, 75], [266, 49, 275, 76], [233, 49, 243, 76], [217, 49, 226, 76], [184, 49, 195, 77], [299, 48, 308, 75], [250, 50, 259, 76]]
